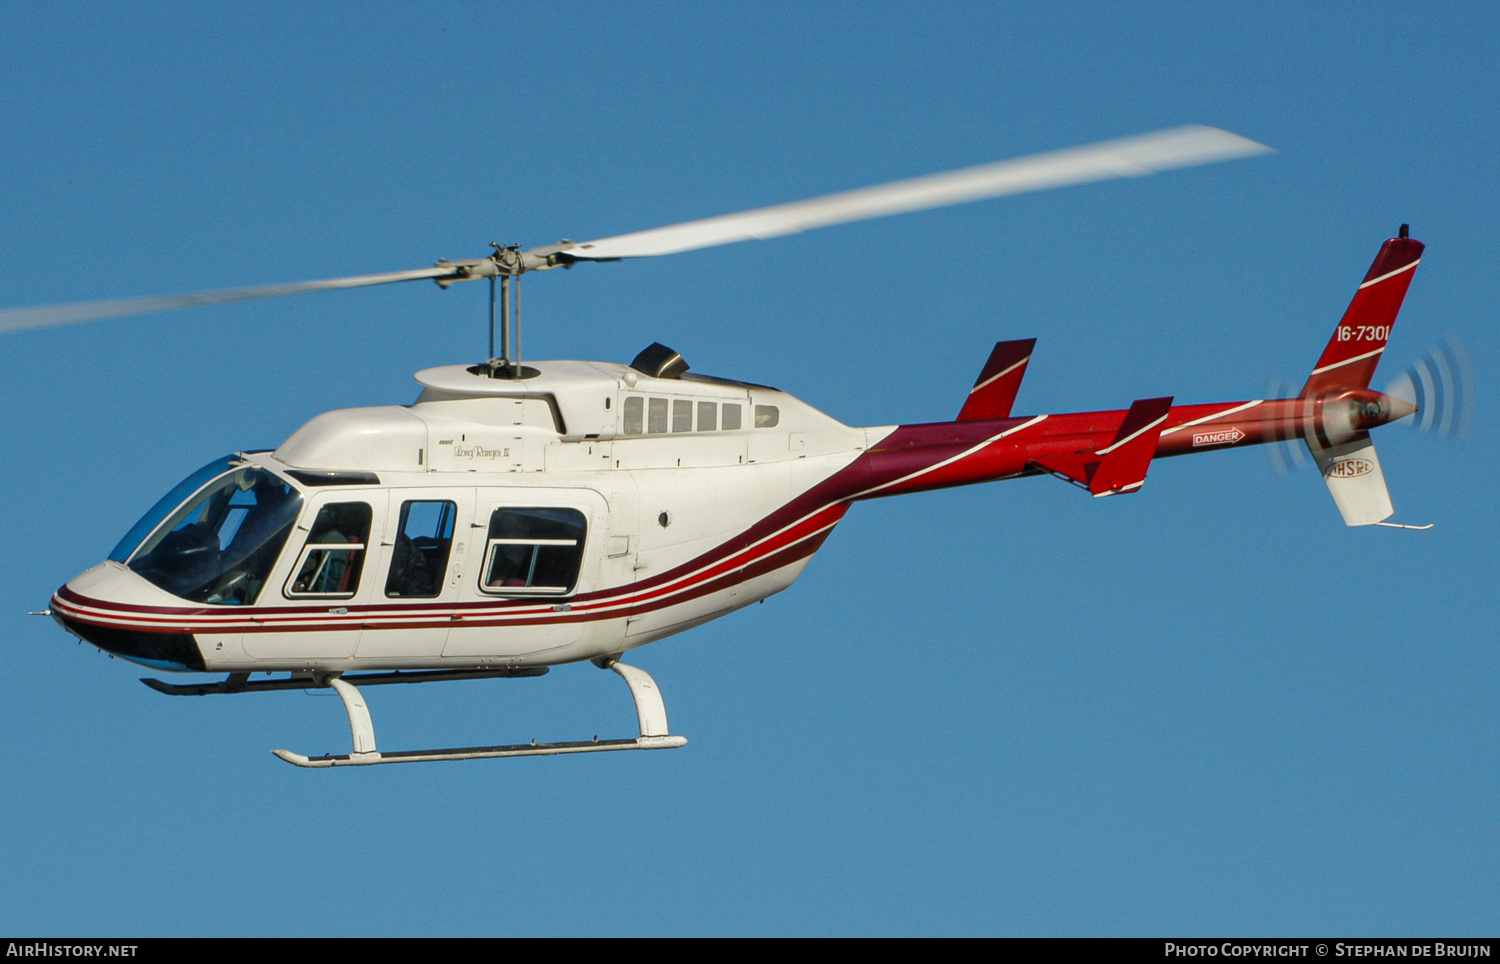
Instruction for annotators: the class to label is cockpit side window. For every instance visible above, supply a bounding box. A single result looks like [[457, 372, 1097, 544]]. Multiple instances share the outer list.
[[385, 500, 456, 598], [479, 507, 587, 595], [285, 502, 373, 599]]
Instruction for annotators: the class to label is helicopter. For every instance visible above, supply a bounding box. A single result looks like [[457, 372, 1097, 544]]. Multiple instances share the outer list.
[[6, 125, 1430, 767]]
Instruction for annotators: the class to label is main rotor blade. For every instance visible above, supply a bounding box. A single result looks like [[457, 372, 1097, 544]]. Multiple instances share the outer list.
[[0, 265, 456, 335], [0, 126, 1269, 334], [561, 125, 1270, 261]]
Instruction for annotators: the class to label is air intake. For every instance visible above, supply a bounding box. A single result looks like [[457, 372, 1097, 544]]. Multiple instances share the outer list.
[[630, 342, 690, 379]]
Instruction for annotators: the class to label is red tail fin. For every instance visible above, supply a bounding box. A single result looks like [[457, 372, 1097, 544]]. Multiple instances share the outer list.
[[958, 338, 1035, 420], [1301, 230, 1424, 396]]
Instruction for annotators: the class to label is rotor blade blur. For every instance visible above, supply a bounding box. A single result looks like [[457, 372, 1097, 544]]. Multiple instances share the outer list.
[[562, 125, 1271, 261], [0, 266, 456, 335]]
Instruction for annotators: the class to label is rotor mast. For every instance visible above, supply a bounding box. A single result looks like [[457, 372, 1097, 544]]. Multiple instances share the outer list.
[[439, 240, 582, 379]]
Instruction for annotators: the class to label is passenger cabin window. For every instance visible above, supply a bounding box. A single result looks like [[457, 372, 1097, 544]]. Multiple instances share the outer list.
[[480, 507, 587, 595], [647, 397, 668, 434], [755, 405, 780, 428], [672, 399, 692, 432], [623, 396, 643, 435], [696, 401, 717, 432], [385, 500, 456, 598], [722, 403, 742, 430], [285, 502, 372, 598]]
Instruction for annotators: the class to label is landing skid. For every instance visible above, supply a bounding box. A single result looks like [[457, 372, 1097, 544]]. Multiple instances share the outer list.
[[273, 733, 688, 767], [141, 666, 547, 696], [142, 659, 687, 767]]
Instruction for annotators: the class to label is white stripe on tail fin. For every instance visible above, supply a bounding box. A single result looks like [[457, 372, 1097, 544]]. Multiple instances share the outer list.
[[958, 339, 1035, 420], [1301, 230, 1423, 396]]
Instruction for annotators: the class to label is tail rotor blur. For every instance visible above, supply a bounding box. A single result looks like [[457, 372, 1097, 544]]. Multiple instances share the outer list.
[[1264, 378, 1310, 477], [1384, 334, 1473, 443], [1267, 334, 1473, 482]]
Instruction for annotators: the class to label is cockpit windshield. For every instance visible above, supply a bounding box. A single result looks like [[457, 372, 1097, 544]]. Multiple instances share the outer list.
[[112, 457, 303, 606]]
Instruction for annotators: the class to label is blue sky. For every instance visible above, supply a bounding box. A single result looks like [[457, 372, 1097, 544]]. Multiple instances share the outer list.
[[1, 2, 1496, 936]]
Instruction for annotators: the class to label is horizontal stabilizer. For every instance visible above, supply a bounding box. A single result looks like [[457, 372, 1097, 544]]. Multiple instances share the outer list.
[[958, 338, 1035, 420], [1309, 433, 1394, 526], [1089, 396, 1174, 497], [1032, 396, 1173, 496]]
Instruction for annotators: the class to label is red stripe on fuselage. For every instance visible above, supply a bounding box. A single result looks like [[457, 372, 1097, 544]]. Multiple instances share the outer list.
[[52, 502, 851, 635], [55, 391, 1338, 638]]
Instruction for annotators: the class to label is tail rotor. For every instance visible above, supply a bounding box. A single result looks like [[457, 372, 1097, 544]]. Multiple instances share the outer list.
[[1265, 334, 1472, 529], [1384, 334, 1474, 443], [1264, 377, 1311, 477]]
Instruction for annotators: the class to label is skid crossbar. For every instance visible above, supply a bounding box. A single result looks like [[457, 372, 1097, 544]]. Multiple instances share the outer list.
[[270, 659, 687, 768]]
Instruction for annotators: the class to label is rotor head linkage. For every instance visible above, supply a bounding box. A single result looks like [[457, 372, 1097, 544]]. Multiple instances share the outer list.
[[432, 240, 577, 289]]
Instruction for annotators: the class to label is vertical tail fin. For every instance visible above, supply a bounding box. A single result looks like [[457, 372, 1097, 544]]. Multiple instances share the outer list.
[[1301, 228, 1423, 396]]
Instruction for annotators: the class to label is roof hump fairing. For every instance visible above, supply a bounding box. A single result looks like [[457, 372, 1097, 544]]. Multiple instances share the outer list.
[[270, 356, 857, 475], [414, 359, 626, 440], [414, 359, 625, 399]]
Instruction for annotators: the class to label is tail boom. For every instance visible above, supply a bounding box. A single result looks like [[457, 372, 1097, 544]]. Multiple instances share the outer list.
[[846, 389, 1412, 502], [840, 232, 1425, 519]]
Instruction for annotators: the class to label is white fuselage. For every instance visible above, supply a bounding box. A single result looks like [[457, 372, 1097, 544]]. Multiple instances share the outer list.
[[55, 360, 892, 673]]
